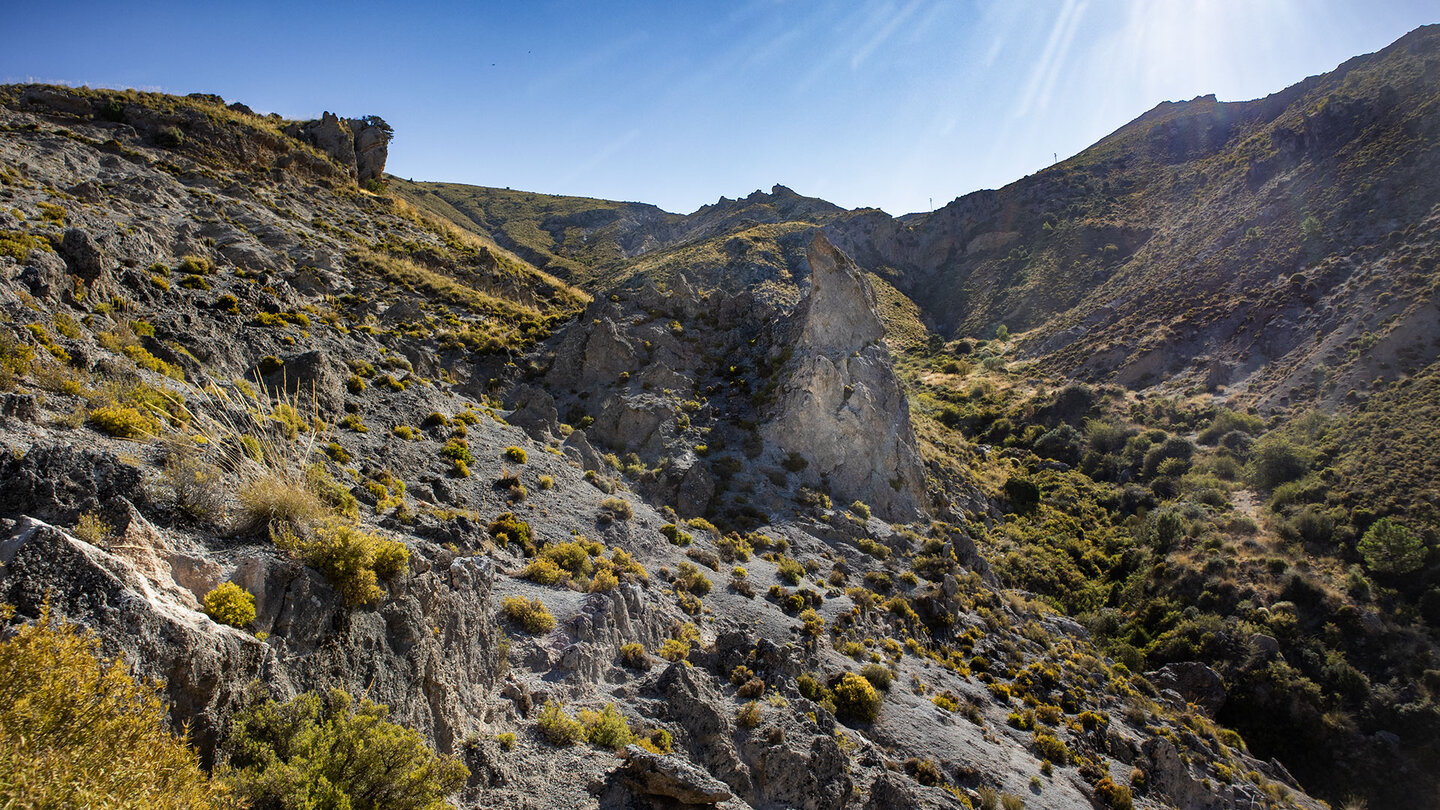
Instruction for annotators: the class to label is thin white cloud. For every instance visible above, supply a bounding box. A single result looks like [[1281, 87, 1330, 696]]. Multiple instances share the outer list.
[[1012, 0, 1088, 119], [850, 0, 925, 70]]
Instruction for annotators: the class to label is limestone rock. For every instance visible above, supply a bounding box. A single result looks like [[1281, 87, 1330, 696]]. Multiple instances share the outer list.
[[56, 227, 121, 301], [763, 233, 926, 522], [256, 350, 348, 416], [616, 745, 735, 805]]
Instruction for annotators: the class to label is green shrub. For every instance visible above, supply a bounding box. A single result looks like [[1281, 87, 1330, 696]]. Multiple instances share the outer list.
[[831, 671, 881, 723], [860, 663, 892, 691], [488, 513, 533, 553], [1032, 730, 1070, 764], [639, 728, 672, 754], [177, 255, 211, 275], [775, 555, 804, 585], [88, 404, 159, 440], [72, 511, 113, 546], [202, 582, 256, 628], [226, 689, 467, 810], [620, 642, 650, 670], [392, 425, 418, 440], [238, 473, 325, 534], [736, 701, 762, 728], [849, 500, 871, 520], [1247, 435, 1311, 489], [660, 523, 693, 546], [579, 704, 634, 750], [441, 438, 473, 464], [535, 700, 584, 745], [673, 561, 712, 595], [1094, 776, 1133, 810], [273, 519, 409, 606], [503, 445, 527, 463], [0, 603, 231, 808], [502, 596, 555, 634], [1358, 517, 1426, 575]]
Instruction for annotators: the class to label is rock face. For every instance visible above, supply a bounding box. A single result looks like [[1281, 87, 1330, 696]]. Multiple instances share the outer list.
[[1148, 661, 1227, 715], [285, 112, 391, 183], [763, 233, 926, 521], [613, 744, 734, 806]]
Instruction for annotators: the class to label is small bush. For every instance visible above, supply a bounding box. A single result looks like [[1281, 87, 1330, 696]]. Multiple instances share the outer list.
[[737, 701, 763, 729], [660, 523, 693, 546], [89, 404, 159, 439], [203, 582, 256, 628], [1032, 730, 1070, 764], [599, 497, 633, 521], [72, 511, 113, 546], [238, 473, 325, 534], [658, 638, 690, 662], [495, 732, 516, 751], [226, 688, 467, 810], [503, 446, 527, 463], [848, 501, 871, 520], [860, 663, 892, 691], [620, 642, 651, 670], [536, 700, 584, 746], [488, 513, 534, 553], [1094, 777, 1133, 810], [775, 556, 804, 586], [639, 728, 673, 754], [674, 561, 713, 596], [831, 672, 881, 723], [273, 519, 409, 606], [537, 475, 554, 490], [502, 596, 556, 634], [579, 704, 634, 750]]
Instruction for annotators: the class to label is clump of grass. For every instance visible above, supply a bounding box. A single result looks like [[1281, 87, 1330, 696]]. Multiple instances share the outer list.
[[599, 497, 633, 522], [503, 446, 527, 463], [72, 511, 113, 546]]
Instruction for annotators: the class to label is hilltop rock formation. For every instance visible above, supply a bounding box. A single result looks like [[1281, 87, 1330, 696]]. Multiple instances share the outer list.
[[285, 112, 391, 182], [763, 233, 926, 521]]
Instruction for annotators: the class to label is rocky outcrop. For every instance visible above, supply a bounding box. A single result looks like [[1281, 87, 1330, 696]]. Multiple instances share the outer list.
[[763, 233, 926, 521], [1148, 661, 1227, 715], [284, 112, 391, 183], [610, 745, 735, 806]]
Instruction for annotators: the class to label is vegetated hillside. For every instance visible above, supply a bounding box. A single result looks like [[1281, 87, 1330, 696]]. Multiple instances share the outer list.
[[0, 84, 1335, 810], [393, 179, 854, 294]]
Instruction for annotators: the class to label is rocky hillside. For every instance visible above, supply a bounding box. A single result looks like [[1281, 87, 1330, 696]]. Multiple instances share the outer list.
[[0, 81, 1350, 810]]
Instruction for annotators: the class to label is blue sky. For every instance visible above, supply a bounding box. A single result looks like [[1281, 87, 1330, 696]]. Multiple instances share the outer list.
[[4, 2, 1436, 215]]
